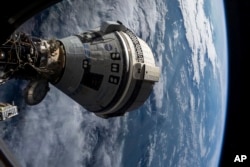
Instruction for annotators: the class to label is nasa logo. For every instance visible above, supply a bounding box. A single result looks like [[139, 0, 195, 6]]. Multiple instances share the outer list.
[[83, 43, 90, 58], [104, 44, 113, 51], [234, 155, 247, 163]]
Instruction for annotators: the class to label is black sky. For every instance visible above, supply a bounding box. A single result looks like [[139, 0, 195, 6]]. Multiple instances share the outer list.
[[219, 0, 248, 166]]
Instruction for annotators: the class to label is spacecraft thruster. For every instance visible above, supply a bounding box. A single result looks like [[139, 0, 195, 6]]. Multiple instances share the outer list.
[[0, 21, 160, 118]]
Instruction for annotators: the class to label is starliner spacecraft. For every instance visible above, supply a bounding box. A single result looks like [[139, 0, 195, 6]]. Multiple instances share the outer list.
[[0, 1, 161, 166], [0, 21, 160, 118]]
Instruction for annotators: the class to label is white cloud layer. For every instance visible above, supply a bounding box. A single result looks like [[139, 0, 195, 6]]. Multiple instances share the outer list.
[[179, 0, 218, 85]]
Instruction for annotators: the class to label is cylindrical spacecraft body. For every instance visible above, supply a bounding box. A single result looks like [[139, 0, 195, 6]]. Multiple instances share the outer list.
[[54, 22, 160, 118]]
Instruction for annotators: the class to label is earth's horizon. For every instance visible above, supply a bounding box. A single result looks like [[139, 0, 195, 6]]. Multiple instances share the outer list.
[[0, 0, 227, 167]]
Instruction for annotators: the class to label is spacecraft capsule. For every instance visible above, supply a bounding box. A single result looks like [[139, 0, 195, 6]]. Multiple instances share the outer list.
[[0, 21, 160, 118], [53, 21, 160, 118]]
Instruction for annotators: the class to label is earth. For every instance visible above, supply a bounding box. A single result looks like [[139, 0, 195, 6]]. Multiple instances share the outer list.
[[0, 0, 228, 167]]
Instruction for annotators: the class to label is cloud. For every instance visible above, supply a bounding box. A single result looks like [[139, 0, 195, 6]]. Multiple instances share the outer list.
[[179, 0, 218, 85]]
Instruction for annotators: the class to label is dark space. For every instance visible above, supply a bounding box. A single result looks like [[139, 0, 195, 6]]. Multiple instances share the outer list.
[[220, 0, 248, 166]]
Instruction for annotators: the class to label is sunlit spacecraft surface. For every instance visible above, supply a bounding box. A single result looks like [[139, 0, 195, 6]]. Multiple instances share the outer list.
[[0, 21, 160, 118]]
